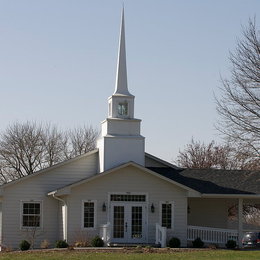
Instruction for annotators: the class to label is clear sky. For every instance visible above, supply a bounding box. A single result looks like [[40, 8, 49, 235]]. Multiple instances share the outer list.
[[0, 0, 259, 163]]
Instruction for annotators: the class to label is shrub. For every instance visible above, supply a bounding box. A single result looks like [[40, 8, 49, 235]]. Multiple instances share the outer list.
[[91, 236, 104, 247], [226, 239, 237, 249], [168, 237, 181, 248], [55, 240, 69, 248], [19, 240, 30, 251], [192, 237, 204, 248], [40, 239, 50, 249]]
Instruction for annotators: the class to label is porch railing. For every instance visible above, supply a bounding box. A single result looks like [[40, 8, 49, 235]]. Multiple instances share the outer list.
[[187, 225, 238, 245], [100, 222, 111, 246], [155, 223, 167, 247]]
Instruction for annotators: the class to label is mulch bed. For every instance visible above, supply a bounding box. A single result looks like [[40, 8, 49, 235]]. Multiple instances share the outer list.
[[1, 247, 218, 254]]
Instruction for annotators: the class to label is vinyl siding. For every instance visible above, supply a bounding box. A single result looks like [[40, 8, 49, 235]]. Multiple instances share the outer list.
[[1, 152, 98, 248], [66, 165, 188, 246], [187, 198, 229, 228]]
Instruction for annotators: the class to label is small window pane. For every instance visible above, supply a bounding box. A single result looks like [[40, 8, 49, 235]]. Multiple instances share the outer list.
[[22, 202, 41, 227], [84, 202, 95, 228], [161, 203, 172, 229], [111, 194, 146, 202]]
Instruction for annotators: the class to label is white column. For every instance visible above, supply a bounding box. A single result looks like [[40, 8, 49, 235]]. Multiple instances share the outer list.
[[62, 204, 68, 242], [238, 198, 243, 248]]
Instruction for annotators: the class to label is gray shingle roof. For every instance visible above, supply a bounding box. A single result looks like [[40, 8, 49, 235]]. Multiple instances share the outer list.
[[147, 167, 260, 194]]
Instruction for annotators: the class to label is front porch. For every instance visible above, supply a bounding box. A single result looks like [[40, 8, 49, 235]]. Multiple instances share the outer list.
[[100, 197, 260, 248], [100, 222, 241, 247]]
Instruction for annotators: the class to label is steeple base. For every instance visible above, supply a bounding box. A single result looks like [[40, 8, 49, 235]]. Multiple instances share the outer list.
[[97, 134, 145, 173]]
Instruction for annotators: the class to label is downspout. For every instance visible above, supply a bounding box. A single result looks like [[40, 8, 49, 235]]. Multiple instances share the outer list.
[[52, 193, 68, 242]]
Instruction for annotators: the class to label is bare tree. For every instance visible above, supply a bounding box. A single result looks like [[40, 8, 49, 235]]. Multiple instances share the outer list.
[[23, 215, 43, 249], [0, 122, 45, 179], [216, 18, 260, 166], [175, 139, 237, 169], [66, 125, 99, 158], [228, 203, 260, 227], [0, 122, 99, 184], [41, 125, 66, 167]]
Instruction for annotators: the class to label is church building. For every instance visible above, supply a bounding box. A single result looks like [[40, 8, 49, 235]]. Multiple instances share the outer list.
[[0, 9, 259, 249]]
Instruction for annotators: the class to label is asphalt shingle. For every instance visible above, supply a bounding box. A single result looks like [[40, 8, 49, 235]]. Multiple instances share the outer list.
[[147, 167, 260, 194]]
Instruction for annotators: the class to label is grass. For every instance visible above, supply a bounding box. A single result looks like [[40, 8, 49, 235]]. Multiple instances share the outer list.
[[0, 249, 260, 260]]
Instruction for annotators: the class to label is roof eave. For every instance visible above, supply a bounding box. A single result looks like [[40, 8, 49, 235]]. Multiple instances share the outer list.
[[201, 193, 260, 199]]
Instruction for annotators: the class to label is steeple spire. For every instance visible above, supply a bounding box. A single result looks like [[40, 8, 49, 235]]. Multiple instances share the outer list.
[[114, 7, 132, 96], [97, 7, 144, 172]]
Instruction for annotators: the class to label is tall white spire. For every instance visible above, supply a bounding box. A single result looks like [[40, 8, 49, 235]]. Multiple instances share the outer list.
[[114, 8, 132, 96], [97, 7, 144, 172]]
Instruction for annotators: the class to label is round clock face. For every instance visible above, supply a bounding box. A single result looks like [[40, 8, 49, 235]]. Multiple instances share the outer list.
[[118, 102, 128, 116]]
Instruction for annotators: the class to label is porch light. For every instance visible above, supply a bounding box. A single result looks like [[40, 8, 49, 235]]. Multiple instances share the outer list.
[[187, 205, 191, 214], [102, 202, 106, 212], [151, 203, 155, 213]]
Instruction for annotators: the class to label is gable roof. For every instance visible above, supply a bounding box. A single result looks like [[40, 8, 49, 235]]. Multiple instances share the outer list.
[[0, 149, 99, 189], [48, 161, 199, 196], [148, 167, 260, 195], [181, 168, 260, 194], [1, 148, 259, 197]]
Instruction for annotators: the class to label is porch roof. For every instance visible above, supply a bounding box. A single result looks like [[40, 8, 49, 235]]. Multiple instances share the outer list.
[[148, 167, 260, 195]]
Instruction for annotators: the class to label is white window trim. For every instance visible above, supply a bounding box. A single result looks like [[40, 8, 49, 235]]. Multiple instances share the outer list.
[[20, 200, 43, 230], [82, 200, 97, 230], [108, 192, 149, 221], [159, 201, 174, 230]]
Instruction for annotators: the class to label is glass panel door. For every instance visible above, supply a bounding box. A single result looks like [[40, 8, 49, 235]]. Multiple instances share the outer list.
[[113, 206, 124, 238], [131, 206, 143, 239], [111, 203, 146, 243]]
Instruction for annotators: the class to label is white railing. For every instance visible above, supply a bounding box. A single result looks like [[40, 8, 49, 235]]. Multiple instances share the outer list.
[[155, 223, 167, 248], [100, 222, 111, 246], [187, 225, 238, 245]]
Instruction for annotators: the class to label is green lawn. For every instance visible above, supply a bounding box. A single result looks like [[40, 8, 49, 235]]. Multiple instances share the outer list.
[[0, 250, 260, 260]]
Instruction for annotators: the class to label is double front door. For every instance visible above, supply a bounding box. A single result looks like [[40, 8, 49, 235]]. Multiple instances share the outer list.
[[111, 202, 147, 243]]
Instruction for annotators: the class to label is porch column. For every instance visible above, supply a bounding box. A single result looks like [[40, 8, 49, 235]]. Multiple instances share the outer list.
[[238, 198, 243, 248], [62, 204, 68, 242]]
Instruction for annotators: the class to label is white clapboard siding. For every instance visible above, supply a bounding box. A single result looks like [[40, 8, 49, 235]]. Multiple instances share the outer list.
[[187, 198, 229, 229], [2, 151, 98, 248], [66, 165, 188, 246]]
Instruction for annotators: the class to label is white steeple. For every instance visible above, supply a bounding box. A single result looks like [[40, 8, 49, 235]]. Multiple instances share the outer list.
[[97, 8, 145, 173], [108, 8, 135, 119], [114, 8, 132, 96]]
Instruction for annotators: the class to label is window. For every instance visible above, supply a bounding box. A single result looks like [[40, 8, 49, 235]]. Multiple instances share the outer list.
[[161, 202, 173, 229], [22, 202, 41, 228], [118, 102, 128, 116], [83, 201, 96, 228], [111, 194, 146, 202]]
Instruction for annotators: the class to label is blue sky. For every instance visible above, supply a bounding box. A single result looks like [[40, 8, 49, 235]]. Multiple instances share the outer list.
[[0, 0, 259, 162]]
